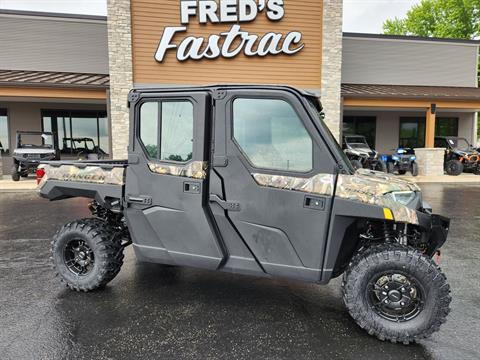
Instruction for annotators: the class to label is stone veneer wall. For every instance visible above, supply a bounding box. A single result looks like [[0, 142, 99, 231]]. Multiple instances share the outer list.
[[320, 0, 343, 141], [107, 0, 133, 159], [414, 148, 445, 176]]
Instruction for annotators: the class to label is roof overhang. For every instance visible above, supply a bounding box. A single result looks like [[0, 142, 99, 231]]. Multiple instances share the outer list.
[[342, 84, 480, 111], [0, 70, 109, 101]]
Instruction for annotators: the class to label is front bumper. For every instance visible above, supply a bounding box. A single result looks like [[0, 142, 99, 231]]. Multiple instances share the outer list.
[[417, 212, 450, 256]]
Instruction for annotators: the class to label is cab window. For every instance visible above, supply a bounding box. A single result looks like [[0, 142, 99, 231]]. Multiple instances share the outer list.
[[139, 100, 194, 162], [233, 98, 313, 172]]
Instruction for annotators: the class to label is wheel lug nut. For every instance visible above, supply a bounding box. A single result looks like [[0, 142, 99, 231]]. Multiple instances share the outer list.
[[382, 291, 387, 296], [384, 300, 389, 304], [400, 302, 405, 306]]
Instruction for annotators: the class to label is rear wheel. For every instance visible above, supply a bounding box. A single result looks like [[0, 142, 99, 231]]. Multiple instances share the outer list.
[[51, 218, 124, 292], [342, 244, 451, 344], [445, 159, 463, 176]]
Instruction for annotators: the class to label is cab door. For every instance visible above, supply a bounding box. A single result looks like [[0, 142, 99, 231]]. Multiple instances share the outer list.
[[210, 89, 337, 282], [125, 91, 225, 270]]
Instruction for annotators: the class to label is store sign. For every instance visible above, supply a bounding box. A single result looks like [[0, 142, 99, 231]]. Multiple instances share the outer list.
[[154, 0, 304, 62]]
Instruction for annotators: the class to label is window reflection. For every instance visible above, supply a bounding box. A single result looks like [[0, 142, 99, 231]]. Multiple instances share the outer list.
[[233, 98, 313, 172], [42, 110, 109, 157]]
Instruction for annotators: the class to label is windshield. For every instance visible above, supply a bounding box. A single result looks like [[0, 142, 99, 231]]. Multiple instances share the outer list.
[[345, 136, 369, 148], [305, 96, 355, 173], [18, 133, 54, 149], [447, 138, 470, 151], [349, 143, 370, 149]]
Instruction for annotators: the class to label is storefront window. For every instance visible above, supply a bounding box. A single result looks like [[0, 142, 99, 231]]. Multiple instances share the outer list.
[[436, 117, 459, 137], [42, 110, 109, 156], [343, 116, 376, 149], [399, 117, 426, 148], [0, 109, 8, 154]]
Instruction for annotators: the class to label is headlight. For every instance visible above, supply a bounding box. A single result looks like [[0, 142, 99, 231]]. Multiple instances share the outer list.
[[410, 156, 416, 161], [392, 155, 400, 161], [384, 191, 417, 205]]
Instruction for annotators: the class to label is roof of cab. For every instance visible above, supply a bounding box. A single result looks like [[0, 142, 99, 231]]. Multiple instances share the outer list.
[[131, 84, 319, 98]]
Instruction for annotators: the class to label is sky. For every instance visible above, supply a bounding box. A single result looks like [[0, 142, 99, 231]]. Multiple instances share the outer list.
[[0, 0, 421, 34]]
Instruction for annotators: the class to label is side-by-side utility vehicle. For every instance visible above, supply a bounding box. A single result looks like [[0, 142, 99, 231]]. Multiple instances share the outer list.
[[435, 136, 480, 176], [12, 131, 58, 181], [38, 86, 451, 344], [343, 135, 387, 172]]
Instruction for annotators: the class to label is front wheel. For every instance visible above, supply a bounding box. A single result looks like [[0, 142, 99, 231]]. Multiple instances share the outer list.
[[11, 165, 20, 181], [350, 159, 363, 170], [342, 244, 451, 344], [445, 159, 463, 176], [411, 162, 419, 177], [375, 160, 387, 173], [51, 218, 124, 292]]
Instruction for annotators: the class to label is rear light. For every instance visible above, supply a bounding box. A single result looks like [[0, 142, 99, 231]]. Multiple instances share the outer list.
[[36, 167, 45, 185]]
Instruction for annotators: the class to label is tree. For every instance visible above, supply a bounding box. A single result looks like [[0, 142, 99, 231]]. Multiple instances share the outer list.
[[383, 0, 480, 140], [383, 0, 480, 39]]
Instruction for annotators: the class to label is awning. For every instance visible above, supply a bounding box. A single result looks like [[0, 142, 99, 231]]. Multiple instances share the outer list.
[[0, 70, 109, 89], [342, 83, 480, 102]]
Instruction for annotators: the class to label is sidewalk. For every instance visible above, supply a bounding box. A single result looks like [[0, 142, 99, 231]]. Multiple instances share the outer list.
[[1, 173, 480, 192], [0, 177, 38, 191]]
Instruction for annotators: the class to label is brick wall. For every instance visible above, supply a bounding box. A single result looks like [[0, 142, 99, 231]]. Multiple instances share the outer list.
[[107, 0, 133, 159]]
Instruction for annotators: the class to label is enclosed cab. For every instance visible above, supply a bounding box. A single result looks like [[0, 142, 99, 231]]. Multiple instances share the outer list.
[[38, 85, 451, 344]]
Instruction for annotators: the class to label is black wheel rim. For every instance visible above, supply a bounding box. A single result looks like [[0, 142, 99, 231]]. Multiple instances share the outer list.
[[64, 239, 95, 276], [367, 272, 425, 322]]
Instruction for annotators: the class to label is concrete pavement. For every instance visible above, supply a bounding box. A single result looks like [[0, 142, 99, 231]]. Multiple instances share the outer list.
[[0, 184, 479, 359]]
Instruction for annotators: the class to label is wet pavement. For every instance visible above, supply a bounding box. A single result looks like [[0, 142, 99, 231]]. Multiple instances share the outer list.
[[0, 185, 479, 360]]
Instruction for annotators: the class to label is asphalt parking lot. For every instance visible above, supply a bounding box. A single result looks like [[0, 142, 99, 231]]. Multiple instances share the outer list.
[[0, 184, 479, 360]]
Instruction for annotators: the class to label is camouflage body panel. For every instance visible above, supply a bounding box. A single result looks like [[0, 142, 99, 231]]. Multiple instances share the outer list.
[[148, 161, 207, 179], [336, 170, 419, 224], [252, 173, 335, 196], [38, 164, 125, 187], [252, 169, 419, 224]]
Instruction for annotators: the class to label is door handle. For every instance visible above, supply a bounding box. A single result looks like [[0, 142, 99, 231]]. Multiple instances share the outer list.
[[209, 194, 241, 212], [304, 196, 325, 211], [126, 195, 152, 205]]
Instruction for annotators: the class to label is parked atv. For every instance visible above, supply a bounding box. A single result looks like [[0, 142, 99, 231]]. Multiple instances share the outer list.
[[386, 148, 419, 176], [434, 136, 480, 176], [11, 131, 58, 181], [343, 135, 387, 172]]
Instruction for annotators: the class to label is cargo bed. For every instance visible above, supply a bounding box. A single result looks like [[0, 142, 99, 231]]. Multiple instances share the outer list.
[[38, 160, 128, 208]]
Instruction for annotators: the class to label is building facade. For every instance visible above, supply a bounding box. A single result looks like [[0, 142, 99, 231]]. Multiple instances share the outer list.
[[342, 33, 480, 153], [0, 10, 110, 174], [1, 3, 480, 176]]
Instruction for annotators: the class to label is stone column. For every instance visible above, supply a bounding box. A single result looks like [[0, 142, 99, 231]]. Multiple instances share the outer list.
[[414, 148, 445, 176], [107, 0, 133, 159], [320, 0, 343, 141]]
